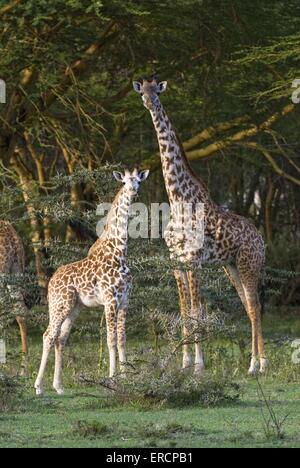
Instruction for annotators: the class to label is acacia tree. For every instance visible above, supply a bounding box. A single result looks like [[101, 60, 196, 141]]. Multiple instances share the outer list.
[[0, 0, 299, 302]]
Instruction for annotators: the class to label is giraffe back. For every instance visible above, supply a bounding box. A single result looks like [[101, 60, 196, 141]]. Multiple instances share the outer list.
[[165, 203, 265, 268]]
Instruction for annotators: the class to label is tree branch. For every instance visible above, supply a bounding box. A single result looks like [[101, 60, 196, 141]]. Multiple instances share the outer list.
[[0, 22, 121, 164], [244, 142, 300, 187], [36, 21, 121, 113], [142, 103, 296, 169], [186, 104, 295, 161], [183, 115, 250, 151]]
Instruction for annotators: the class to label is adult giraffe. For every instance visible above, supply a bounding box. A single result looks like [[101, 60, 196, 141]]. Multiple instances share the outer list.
[[133, 76, 267, 375]]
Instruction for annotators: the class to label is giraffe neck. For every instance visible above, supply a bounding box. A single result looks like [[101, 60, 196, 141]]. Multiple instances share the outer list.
[[150, 105, 212, 205], [105, 187, 134, 248], [92, 187, 134, 255]]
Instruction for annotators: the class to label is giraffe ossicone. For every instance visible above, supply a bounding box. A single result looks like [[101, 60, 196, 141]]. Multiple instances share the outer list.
[[34, 168, 149, 396], [133, 76, 267, 376]]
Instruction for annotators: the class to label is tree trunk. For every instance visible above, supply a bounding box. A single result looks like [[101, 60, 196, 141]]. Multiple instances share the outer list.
[[24, 134, 52, 246], [12, 148, 48, 302], [61, 147, 82, 242], [265, 176, 275, 246]]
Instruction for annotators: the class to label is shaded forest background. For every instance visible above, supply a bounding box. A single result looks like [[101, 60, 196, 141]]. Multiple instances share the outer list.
[[0, 0, 299, 310]]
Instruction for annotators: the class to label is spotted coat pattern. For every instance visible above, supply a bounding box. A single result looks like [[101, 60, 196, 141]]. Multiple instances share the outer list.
[[35, 169, 148, 395], [134, 77, 267, 375], [0, 221, 28, 369]]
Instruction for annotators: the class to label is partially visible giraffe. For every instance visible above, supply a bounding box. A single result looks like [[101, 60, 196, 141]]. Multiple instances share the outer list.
[[34, 168, 149, 395], [133, 77, 267, 375], [0, 221, 28, 373]]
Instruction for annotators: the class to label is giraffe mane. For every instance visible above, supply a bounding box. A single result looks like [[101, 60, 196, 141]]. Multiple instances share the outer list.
[[94, 187, 122, 237]]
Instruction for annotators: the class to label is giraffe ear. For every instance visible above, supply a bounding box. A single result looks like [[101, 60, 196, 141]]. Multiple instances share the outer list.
[[133, 81, 142, 93], [113, 171, 124, 183], [157, 81, 167, 93], [138, 170, 150, 182]]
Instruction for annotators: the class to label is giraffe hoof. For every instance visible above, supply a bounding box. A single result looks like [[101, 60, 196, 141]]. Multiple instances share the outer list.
[[259, 358, 268, 374], [248, 360, 260, 376], [35, 387, 44, 396], [54, 387, 64, 395]]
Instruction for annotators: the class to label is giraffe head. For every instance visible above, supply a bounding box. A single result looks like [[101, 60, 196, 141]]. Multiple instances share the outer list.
[[133, 76, 167, 111], [113, 168, 150, 196]]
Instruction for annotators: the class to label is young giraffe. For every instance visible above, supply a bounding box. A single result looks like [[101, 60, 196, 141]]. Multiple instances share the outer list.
[[0, 221, 28, 372], [133, 77, 267, 376], [35, 168, 149, 396]]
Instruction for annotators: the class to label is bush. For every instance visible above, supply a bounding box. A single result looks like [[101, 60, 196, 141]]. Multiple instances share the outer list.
[[71, 420, 112, 439], [78, 355, 240, 410], [0, 373, 22, 412]]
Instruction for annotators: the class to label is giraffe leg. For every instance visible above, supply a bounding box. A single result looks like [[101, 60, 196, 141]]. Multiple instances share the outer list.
[[105, 301, 118, 378], [174, 270, 193, 370], [257, 311, 267, 373], [224, 265, 248, 311], [34, 317, 66, 396], [249, 289, 267, 374], [16, 315, 28, 377], [187, 270, 205, 376], [53, 305, 80, 395], [238, 266, 267, 375], [8, 285, 28, 376], [224, 265, 257, 373], [117, 306, 127, 374], [16, 316, 28, 355], [245, 290, 260, 376]]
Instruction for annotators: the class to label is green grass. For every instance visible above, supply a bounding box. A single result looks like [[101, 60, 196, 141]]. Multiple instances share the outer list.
[[0, 381, 300, 448], [0, 310, 300, 448]]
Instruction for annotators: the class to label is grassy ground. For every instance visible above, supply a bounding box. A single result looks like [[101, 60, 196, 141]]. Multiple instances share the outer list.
[[1, 382, 300, 448], [0, 310, 300, 448]]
